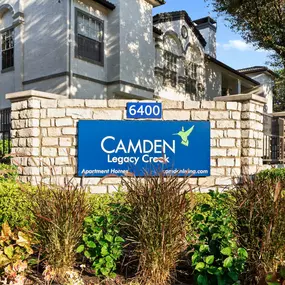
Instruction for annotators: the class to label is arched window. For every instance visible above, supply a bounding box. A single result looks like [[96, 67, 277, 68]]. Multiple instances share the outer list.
[[163, 33, 182, 88], [185, 45, 203, 95]]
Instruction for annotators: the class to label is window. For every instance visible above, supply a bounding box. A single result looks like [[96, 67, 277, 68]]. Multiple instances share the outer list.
[[185, 62, 198, 95], [75, 10, 104, 65], [1, 28, 14, 70], [164, 51, 178, 87]]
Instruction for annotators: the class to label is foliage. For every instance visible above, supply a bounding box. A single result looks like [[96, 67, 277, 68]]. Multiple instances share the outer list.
[[266, 266, 285, 285], [30, 181, 90, 283], [0, 164, 18, 181], [0, 180, 33, 229], [122, 172, 191, 285], [273, 70, 285, 112], [232, 175, 285, 284], [77, 194, 125, 278], [207, 0, 285, 66], [0, 222, 34, 285], [0, 140, 11, 157], [256, 168, 285, 184], [188, 190, 247, 285]]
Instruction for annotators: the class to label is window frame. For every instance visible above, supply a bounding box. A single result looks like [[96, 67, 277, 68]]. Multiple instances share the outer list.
[[1, 27, 15, 72], [74, 8, 104, 66], [163, 50, 178, 88], [185, 62, 198, 95]]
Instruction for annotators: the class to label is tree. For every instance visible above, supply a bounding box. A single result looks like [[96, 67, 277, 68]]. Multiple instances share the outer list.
[[208, 0, 285, 67], [273, 70, 285, 112]]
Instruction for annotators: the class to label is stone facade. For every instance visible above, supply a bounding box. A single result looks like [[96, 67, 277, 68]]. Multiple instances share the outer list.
[[7, 90, 266, 193]]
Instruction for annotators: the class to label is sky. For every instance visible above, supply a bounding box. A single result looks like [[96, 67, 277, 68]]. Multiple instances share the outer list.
[[153, 0, 272, 70]]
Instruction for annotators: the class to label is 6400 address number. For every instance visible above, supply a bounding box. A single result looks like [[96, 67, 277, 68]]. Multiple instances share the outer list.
[[126, 102, 162, 119]]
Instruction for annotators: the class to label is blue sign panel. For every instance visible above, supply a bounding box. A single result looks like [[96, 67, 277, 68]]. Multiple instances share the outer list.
[[78, 120, 210, 177], [126, 102, 162, 119]]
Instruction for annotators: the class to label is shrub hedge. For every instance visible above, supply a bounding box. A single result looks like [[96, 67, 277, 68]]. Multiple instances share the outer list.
[[0, 168, 285, 285]]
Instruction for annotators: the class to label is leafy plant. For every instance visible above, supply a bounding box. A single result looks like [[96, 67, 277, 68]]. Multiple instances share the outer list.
[[122, 172, 191, 285], [0, 222, 34, 284], [77, 194, 125, 278], [256, 168, 285, 185], [0, 180, 34, 229], [30, 180, 90, 283], [232, 175, 285, 285], [0, 140, 11, 157], [266, 266, 285, 285], [0, 164, 18, 181], [188, 190, 248, 285]]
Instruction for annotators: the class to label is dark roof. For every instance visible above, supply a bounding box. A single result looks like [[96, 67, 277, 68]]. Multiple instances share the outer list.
[[238, 66, 278, 78], [94, 0, 115, 10], [153, 26, 163, 35], [193, 16, 216, 25], [206, 55, 260, 86], [153, 11, 207, 47]]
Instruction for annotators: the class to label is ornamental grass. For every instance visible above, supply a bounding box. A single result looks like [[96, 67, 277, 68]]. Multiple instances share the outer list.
[[29, 179, 91, 283], [122, 172, 191, 285]]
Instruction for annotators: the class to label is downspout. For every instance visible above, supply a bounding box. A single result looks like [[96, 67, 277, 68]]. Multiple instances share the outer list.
[[68, 0, 72, 98]]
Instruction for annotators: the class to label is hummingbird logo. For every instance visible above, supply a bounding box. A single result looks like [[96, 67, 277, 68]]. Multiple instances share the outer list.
[[173, 126, 194, 147]]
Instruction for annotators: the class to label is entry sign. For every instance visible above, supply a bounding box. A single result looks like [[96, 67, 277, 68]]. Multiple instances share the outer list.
[[126, 102, 162, 119], [78, 120, 210, 177]]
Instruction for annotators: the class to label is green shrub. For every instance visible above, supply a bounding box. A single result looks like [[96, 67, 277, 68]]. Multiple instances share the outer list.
[[188, 190, 248, 285], [0, 179, 33, 229], [256, 168, 285, 184], [122, 173, 191, 285], [30, 181, 90, 283], [77, 193, 125, 278], [232, 175, 285, 284], [0, 140, 11, 156], [0, 163, 18, 181]]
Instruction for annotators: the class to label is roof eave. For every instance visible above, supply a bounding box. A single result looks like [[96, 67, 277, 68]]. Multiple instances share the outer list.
[[240, 69, 278, 78], [206, 55, 261, 86], [145, 0, 165, 7], [94, 0, 116, 10], [153, 11, 207, 48]]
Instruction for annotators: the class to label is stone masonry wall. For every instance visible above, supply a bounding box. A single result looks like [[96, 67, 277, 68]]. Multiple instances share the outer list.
[[7, 91, 265, 193]]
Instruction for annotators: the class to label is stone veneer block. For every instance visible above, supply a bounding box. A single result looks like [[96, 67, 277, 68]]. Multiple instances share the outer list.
[[226, 102, 238, 110], [27, 99, 41, 109], [56, 118, 73, 127], [41, 99, 57, 108], [215, 101, 226, 109], [184, 101, 200, 109], [85, 100, 108, 108], [210, 111, 229, 120], [191, 110, 209, 120], [66, 108, 93, 119], [211, 148, 227, 157], [11, 101, 28, 111], [163, 100, 183, 109], [219, 138, 236, 147], [163, 110, 190, 120], [58, 99, 85, 108], [201, 101, 215, 109], [48, 108, 66, 118], [93, 110, 123, 120], [216, 121, 235, 129]]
